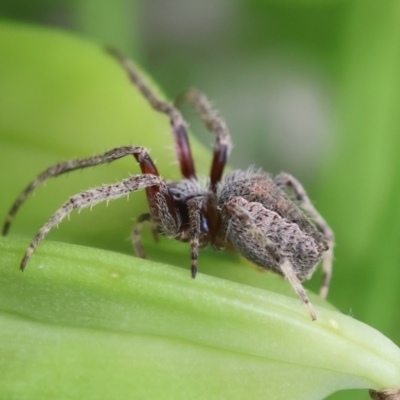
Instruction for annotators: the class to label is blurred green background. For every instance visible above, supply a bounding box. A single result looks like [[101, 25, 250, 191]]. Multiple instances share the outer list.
[[1, 1, 400, 399]]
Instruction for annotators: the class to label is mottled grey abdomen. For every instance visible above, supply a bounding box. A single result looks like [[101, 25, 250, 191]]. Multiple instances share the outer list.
[[225, 200, 326, 281]]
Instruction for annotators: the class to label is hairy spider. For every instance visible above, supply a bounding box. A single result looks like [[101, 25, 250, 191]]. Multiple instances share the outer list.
[[2, 49, 333, 321]]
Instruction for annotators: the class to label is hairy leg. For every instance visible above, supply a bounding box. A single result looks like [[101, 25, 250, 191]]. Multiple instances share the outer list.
[[3, 146, 153, 235], [274, 173, 334, 299], [175, 88, 232, 192], [20, 174, 163, 270], [108, 48, 197, 180], [187, 198, 202, 278], [131, 212, 159, 258]]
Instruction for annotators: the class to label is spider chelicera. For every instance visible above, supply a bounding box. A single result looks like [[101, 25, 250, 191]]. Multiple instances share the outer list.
[[2, 49, 334, 321]]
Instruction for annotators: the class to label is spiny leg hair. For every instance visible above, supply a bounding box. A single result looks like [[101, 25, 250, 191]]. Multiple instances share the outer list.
[[222, 196, 317, 321], [20, 173, 162, 270], [274, 173, 334, 299], [3, 146, 150, 236]]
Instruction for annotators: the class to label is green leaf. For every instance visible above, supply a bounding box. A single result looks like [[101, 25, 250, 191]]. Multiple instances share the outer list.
[[1, 237, 400, 399], [0, 21, 400, 400]]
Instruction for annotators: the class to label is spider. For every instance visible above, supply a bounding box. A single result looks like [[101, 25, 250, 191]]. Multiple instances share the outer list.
[[2, 49, 334, 321]]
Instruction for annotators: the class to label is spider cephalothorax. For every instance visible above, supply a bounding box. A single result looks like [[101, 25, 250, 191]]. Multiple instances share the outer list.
[[2, 50, 333, 320]]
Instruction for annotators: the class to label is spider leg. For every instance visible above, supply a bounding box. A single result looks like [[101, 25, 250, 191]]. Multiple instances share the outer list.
[[219, 196, 317, 321], [274, 173, 334, 299], [131, 212, 159, 258], [107, 48, 196, 180], [20, 174, 164, 271], [187, 198, 203, 278], [3, 146, 157, 235], [279, 258, 317, 321], [175, 89, 232, 192]]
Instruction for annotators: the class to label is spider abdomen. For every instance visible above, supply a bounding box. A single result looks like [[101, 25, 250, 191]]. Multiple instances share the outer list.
[[220, 196, 327, 282], [218, 170, 330, 283]]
